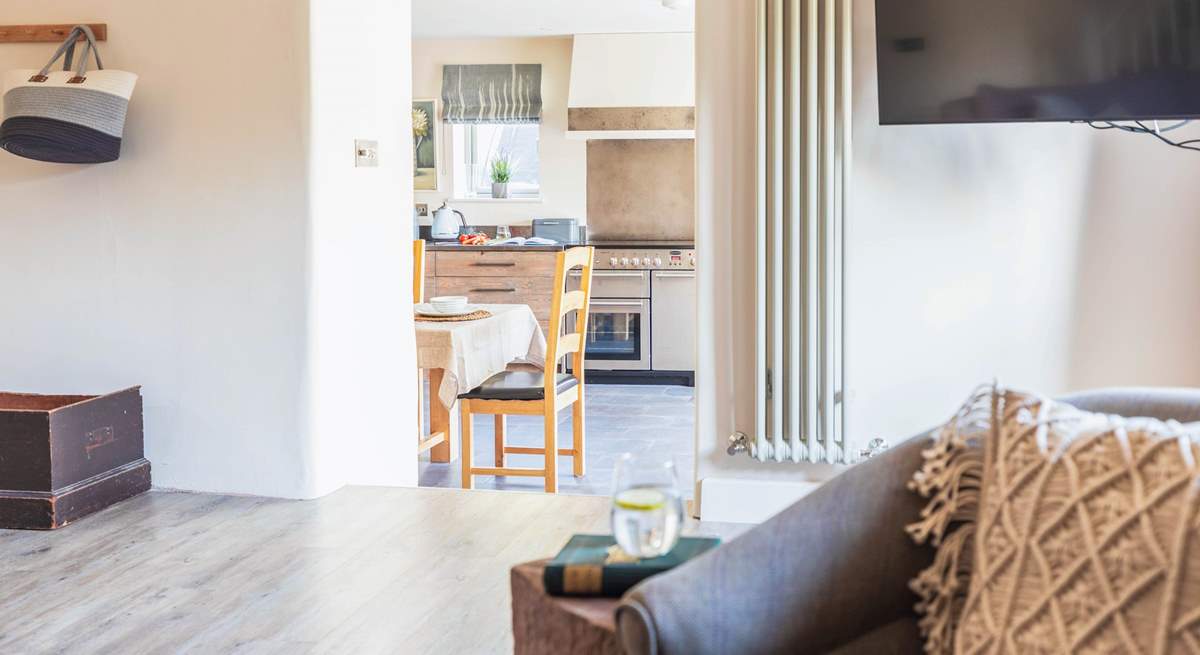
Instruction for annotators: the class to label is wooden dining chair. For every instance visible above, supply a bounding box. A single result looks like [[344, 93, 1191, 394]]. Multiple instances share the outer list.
[[413, 239, 426, 305], [457, 246, 594, 493], [414, 239, 445, 455]]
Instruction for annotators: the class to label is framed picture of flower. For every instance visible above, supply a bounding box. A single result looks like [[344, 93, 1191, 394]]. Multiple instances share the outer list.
[[412, 99, 438, 191]]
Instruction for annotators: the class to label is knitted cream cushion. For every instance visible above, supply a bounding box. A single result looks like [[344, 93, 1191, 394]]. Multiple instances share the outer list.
[[908, 386, 1200, 654]]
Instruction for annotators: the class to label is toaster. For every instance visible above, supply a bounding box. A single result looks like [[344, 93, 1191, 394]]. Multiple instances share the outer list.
[[532, 218, 583, 244]]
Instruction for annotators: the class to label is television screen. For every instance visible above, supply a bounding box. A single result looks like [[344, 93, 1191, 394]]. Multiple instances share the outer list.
[[875, 0, 1200, 124]]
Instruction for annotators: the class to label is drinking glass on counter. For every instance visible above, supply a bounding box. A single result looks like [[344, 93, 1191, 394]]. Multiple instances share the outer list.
[[495, 225, 511, 240], [611, 453, 684, 558]]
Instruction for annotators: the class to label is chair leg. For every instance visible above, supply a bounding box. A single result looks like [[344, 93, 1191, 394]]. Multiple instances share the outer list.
[[460, 400, 474, 490], [494, 415, 507, 467], [572, 395, 585, 478], [543, 404, 558, 493]]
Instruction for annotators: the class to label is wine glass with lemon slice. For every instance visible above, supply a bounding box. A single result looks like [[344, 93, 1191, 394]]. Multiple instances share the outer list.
[[611, 453, 684, 558]]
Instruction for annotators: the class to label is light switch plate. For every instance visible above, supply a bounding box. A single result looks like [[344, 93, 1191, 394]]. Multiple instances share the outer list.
[[354, 139, 379, 167]]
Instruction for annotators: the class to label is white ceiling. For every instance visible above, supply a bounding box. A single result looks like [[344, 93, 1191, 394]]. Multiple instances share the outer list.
[[411, 0, 693, 39]]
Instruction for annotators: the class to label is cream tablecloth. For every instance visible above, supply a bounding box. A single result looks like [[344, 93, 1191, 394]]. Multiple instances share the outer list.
[[416, 304, 547, 408]]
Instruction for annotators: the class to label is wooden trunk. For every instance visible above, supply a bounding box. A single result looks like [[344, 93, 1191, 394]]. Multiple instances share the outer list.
[[0, 387, 150, 530]]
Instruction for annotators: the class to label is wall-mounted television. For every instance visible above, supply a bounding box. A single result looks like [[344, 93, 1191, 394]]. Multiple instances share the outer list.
[[875, 0, 1200, 125]]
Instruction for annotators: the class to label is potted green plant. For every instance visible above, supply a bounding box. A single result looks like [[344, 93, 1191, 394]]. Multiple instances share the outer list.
[[489, 152, 513, 199]]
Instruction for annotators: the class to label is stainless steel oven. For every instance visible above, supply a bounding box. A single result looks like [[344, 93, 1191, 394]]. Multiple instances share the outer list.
[[582, 298, 651, 370], [569, 269, 652, 371], [567, 247, 697, 381], [650, 269, 696, 371]]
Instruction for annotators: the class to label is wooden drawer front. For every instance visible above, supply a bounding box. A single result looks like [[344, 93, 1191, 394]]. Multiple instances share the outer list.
[[435, 251, 558, 277], [435, 276, 555, 325], [420, 253, 436, 302]]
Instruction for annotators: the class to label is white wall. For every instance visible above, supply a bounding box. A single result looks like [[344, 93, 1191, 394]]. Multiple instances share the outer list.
[[411, 37, 586, 226], [695, 0, 1199, 518], [694, 0, 769, 505], [845, 0, 1095, 446], [306, 0, 417, 494], [0, 0, 416, 498], [568, 33, 694, 108], [1067, 133, 1200, 389]]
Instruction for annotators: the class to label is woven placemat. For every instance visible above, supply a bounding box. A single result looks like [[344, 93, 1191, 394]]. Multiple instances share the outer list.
[[415, 309, 493, 323]]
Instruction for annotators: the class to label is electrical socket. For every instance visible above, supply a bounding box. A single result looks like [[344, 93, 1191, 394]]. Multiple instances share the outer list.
[[354, 139, 378, 167]]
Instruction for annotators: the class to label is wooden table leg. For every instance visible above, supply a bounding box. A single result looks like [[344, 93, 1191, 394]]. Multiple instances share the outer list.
[[429, 368, 460, 463]]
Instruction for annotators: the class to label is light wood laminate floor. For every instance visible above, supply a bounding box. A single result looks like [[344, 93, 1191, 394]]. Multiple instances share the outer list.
[[0, 487, 742, 655]]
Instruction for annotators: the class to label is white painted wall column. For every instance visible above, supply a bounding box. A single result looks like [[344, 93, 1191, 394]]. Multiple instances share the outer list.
[[306, 0, 417, 493]]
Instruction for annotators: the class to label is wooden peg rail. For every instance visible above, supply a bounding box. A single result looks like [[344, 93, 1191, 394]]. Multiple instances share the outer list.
[[0, 24, 107, 44]]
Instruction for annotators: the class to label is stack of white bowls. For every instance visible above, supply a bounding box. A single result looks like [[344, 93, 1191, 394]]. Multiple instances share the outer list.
[[430, 296, 469, 314]]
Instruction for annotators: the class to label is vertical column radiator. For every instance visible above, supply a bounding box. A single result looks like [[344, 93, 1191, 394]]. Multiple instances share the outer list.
[[730, 0, 852, 464]]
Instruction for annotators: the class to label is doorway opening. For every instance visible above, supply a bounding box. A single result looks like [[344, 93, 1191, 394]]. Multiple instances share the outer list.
[[411, 0, 698, 499]]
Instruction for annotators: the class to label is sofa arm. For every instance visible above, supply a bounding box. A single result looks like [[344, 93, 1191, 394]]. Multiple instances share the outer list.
[[616, 434, 933, 655]]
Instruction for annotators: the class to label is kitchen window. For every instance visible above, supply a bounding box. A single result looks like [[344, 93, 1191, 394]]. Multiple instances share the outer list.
[[451, 123, 541, 199]]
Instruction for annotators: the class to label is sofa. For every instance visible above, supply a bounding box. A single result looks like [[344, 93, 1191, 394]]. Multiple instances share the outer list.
[[615, 388, 1200, 655]]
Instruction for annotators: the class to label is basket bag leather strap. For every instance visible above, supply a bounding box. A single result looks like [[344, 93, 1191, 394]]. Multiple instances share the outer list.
[[29, 25, 103, 84]]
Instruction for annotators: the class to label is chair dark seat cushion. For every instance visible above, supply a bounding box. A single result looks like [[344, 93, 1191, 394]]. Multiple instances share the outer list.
[[459, 371, 579, 401]]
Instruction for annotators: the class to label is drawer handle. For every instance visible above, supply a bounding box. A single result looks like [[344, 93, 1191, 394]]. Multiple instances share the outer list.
[[470, 288, 518, 293], [472, 262, 517, 267], [590, 300, 645, 307]]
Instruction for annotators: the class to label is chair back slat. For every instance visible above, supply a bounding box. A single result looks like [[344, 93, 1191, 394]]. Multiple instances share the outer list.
[[556, 332, 583, 359], [545, 247, 594, 393], [559, 289, 587, 318], [560, 246, 593, 272]]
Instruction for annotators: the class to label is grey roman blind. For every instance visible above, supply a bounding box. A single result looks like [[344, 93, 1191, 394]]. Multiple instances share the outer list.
[[441, 64, 543, 124]]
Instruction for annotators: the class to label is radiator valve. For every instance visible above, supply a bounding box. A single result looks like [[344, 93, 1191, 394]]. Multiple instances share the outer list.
[[727, 432, 751, 456], [858, 438, 889, 461]]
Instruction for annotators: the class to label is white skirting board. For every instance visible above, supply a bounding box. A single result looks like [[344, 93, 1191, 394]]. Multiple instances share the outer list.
[[697, 477, 824, 524]]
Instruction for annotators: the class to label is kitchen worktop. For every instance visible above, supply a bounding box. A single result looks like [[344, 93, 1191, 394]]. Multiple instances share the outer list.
[[423, 240, 696, 252], [424, 241, 568, 252]]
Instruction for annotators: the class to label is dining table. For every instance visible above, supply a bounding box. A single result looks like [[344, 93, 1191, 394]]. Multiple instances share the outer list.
[[416, 303, 547, 462]]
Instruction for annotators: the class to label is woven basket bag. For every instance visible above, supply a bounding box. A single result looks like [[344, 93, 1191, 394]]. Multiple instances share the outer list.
[[1, 25, 137, 163]]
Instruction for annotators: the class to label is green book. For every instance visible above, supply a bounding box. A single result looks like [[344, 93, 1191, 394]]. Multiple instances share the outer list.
[[543, 534, 721, 598]]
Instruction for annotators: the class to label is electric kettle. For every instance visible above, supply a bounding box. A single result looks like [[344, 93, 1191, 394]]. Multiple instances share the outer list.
[[431, 202, 466, 240]]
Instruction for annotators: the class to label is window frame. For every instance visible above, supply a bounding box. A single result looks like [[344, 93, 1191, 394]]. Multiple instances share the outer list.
[[451, 123, 542, 201]]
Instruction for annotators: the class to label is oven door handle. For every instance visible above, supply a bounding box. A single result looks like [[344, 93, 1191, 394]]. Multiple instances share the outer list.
[[653, 271, 696, 278], [589, 300, 647, 307]]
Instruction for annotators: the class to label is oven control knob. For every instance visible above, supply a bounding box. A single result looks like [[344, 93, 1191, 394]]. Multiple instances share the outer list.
[[621, 257, 630, 266], [688, 254, 696, 267], [654, 257, 663, 267], [609, 257, 618, 267], [631, 257, 641, 267]]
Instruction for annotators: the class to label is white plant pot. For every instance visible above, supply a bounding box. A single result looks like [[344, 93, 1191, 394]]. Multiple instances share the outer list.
[[492, 182, 509, 199]]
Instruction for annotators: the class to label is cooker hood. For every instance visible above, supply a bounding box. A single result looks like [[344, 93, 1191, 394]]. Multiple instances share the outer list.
[[567, 33, 695, 140]]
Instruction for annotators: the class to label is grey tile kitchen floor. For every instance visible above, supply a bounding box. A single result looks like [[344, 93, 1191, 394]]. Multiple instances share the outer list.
[[419, 384, 695, 497]]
